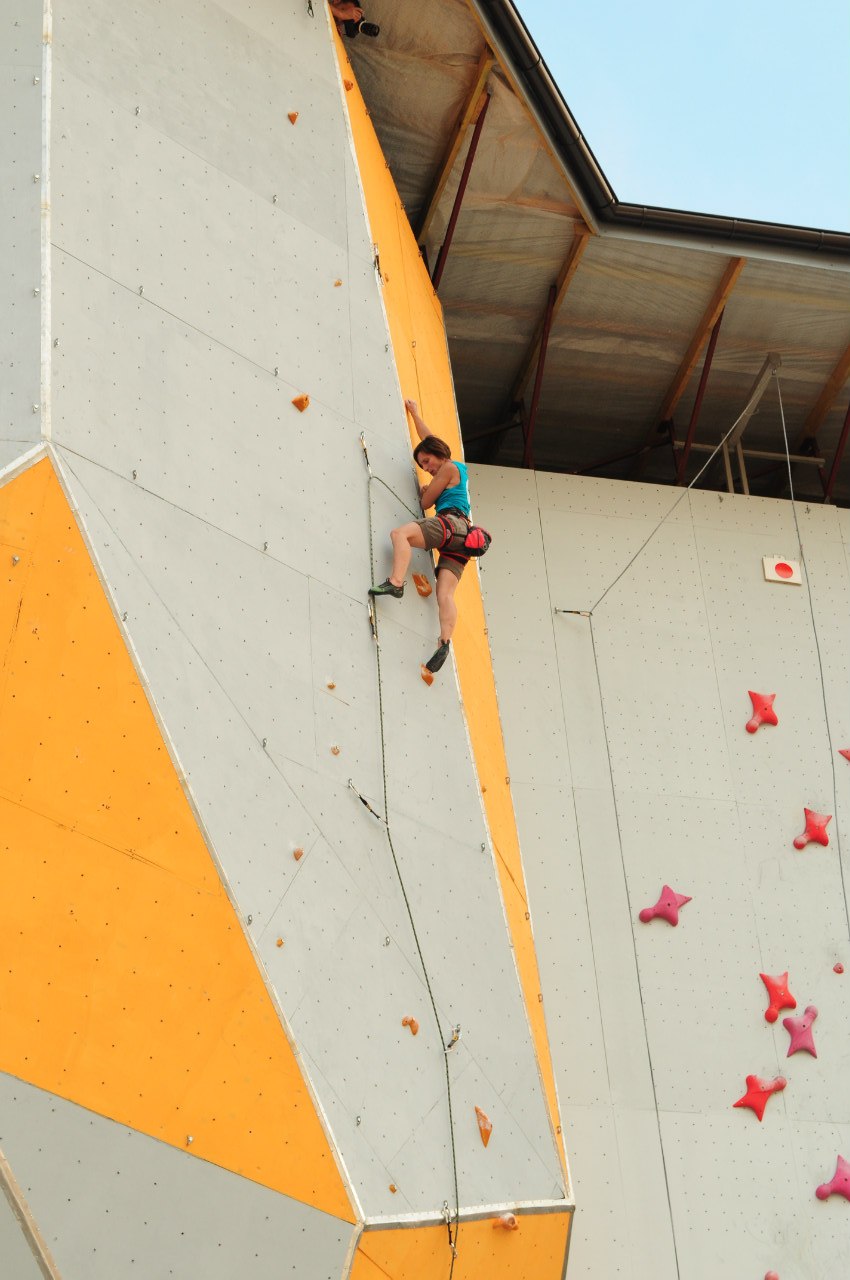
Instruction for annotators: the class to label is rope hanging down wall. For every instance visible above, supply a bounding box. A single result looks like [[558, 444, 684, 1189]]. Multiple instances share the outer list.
[[555, 369, 849, 945], [357, 432, 461, 1276]]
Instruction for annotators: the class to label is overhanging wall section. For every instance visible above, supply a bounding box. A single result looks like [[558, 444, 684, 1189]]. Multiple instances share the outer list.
[[472, 463, 850, 1280]]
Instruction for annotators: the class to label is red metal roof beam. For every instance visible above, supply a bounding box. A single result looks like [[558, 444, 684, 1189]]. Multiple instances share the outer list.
[[431, 90, 492, 292]]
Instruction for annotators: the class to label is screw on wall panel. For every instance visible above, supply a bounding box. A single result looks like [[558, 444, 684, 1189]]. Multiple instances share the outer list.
[[411, 340, 416, 348], [134, 105, 140, 115], [12, 556, 20, 566], [33, 75, 40, 84], [53, 338, 59, 347], [262, 541, 269, 552], [356, 1116, 361, 1126], [383, 936, 391, 947], [247, 914, 253, 924], [33, 287, 40, 296], [480, 843, 486, 851], [31, 404, 39, 413], [272, 194, 278, 204], [121, 612, 127, 621], [262, 738, 268, 749], [32, 173, 40, 182], [132, 470, 137, 479], [186, 1136, 193, 1145], [138, 285, 144, 295]]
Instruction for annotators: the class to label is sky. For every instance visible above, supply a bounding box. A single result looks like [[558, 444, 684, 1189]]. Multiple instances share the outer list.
[[516, 0, 850, 232]]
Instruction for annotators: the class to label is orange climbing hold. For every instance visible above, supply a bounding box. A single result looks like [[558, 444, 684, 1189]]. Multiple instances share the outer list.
[[326, 681, 336, 689], [492, 1213, 518, 1230], [475, 1106, 493, 1147], [389, 1183, 397, 1194], [333, 279, 343, 288], [330, 745, 341, 756], [412, 573, 432, 598], [420, 665, 434, 686], [402, 1016, 419, 1036], [293, 848, 304, 862], [287, 111, 299, 124], [276, 938, 284, 948], [291, 394, 310, 412], [344, 79, 354, 91]]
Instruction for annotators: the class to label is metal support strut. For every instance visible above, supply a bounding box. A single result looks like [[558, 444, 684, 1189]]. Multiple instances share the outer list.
[[523, 283, 556, 469], [823, 392, 850, 503], [676, 308, 724, 485], [431, 92, 491, 291]]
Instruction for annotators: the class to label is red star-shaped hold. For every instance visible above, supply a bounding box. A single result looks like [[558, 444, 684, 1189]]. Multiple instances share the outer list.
[[746, 691, 778, 734], [760, 971, 796, 1023], [816, 1155, 850, 1202], [638, 885, 692, 926], [783, 1005, 818, 1057], [839, 749, 850, 763], [793, 808, 832, 850], [733, 1074, 786, 1121]]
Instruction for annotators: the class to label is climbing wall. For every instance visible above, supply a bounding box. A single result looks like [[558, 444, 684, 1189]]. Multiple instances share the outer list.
[[0, 0, 569, 1275], [472, 465, 850, 1280], [1, 0, 44, 473]]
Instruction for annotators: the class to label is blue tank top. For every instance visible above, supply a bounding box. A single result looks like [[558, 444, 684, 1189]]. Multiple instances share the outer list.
[[435, 460, 471, 517]]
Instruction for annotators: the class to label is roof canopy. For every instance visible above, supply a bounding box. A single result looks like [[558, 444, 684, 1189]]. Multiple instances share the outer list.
[[348, 0, 850, 503]]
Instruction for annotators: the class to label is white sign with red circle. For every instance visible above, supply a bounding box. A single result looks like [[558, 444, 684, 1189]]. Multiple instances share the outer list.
[[762, 556, 802, 585]]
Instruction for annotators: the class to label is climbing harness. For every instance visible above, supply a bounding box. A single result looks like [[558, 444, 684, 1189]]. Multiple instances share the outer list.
[[359, 432, 461, 1275]]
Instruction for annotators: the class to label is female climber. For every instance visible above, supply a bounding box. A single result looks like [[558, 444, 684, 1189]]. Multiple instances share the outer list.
[[369, 400, 474, 675]]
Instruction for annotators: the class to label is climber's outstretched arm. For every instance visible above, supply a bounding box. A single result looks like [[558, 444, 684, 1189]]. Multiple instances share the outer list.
[[404, 399, 430, 442]]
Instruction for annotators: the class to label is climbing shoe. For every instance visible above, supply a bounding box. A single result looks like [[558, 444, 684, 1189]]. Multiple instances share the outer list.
[[424, 640, 451, 674], [369, 579, 404, 598]]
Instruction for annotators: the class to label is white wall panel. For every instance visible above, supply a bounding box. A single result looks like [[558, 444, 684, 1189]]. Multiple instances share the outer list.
[[0, 1075, 355, 1280], [1, 1, 43, 463], [0, 1176, 46, 1280], [474, 463, 850, 1279]]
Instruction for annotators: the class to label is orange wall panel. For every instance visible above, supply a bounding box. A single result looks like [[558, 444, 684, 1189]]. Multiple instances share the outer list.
[[0, 459, 353, 1222], [351, 1213, 572, 1280]]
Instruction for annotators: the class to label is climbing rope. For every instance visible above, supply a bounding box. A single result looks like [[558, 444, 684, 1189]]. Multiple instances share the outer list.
[[358, 433, 461, 1274], [774, 376, 849, 938], [581, 371, 780, 615]]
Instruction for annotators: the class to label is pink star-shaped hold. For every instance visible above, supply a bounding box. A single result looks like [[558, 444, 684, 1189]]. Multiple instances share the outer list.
[[761, 971, 797, 1023], [793, 808, 832, 850], [638, 885, 692, 926], [733, 1074, 786, 1122], [746, 691, 778, 733], [783, 1005, 818, 1057], [816, 1155, 850, 1202]]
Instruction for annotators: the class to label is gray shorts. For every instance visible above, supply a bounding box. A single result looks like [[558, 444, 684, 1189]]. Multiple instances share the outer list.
[[418, 512, 470, 582]]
